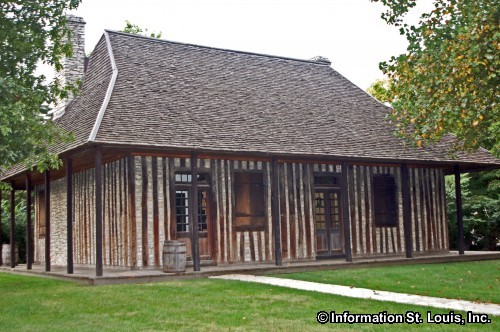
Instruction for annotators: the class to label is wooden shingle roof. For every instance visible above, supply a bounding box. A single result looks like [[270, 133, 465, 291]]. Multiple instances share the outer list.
[[96, 31, 498, 163], [2, 30, 499, 180]]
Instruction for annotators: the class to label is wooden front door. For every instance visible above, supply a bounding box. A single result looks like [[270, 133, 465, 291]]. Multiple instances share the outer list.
[[315, 190, 344, 256], [175, 187, 212, 261]]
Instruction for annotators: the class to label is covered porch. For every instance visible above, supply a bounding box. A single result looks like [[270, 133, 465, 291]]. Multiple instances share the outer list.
[[1, 250, 498, 286], [0, 145, 491, 277]]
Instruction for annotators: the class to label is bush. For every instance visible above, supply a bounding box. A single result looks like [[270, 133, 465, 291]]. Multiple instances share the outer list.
[[1, 192, 30, 264], [446, 170, 500, 251]]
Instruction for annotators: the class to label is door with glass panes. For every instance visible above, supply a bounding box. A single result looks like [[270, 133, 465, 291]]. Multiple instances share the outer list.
[[175, 173, 212, 261], [314, 189, 344, 256]]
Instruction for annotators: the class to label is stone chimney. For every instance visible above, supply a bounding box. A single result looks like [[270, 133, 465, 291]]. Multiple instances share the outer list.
[[53, 15, 86, 119]]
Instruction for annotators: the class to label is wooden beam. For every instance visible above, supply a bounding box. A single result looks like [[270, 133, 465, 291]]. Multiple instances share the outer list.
[[25, 174, 33, 270], [141, 157, 148, 267], [152, 157, 160, 266], [95, 147, 103, 276], [66, 159, 74, 274], [454, 165, 465, 255], [127, 155, 137, 267], [271, 158, 282, 266], [341, 163, 352, 262], [191, 151, 200, 271], [162, 158, 168, 240], [10, 185, 16, 268], [44, 171, 50, 271], [401, 164, 413, 258], [168, 158, 176, 240]]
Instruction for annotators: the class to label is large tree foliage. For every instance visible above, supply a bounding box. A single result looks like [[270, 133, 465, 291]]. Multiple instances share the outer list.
[[371, 0, 499, 156], [367, 78, 392, 104], [446, 171, 499, 251], [0, 0, 81, 177]]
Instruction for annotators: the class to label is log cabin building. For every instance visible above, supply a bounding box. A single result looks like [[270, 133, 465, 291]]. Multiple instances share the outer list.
[[1, 17, 499, 275]]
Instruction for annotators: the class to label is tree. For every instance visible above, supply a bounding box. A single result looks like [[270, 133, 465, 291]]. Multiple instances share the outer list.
[[122, 20, 162, 39], [445, 170, 499, 251], [0, 1, 81, 178], [371, 0, 499, 156], [367, 78, 392, 104], [0, 192, 29, 263]]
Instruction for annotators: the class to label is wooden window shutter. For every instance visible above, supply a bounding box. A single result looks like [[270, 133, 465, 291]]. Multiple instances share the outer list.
[[37, 190, 46, 238], [372, 174, 398, 227], [234, 172, 266, 229]]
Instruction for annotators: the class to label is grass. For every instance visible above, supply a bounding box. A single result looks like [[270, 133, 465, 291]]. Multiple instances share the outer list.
[[277, 260, 500, 304], [0, 260, 497, 331]]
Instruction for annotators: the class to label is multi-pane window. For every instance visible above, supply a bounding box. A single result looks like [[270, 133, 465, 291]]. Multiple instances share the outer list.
[[329, 192, 340, 229], [314, 192, 340, 230], [176, 190, 190, 232], [175, 173, 192, 183], [314, 175, 339, 187], [175, 173, 210, 233], [315, 192, 326, 231], [198, 190, 208, 231]]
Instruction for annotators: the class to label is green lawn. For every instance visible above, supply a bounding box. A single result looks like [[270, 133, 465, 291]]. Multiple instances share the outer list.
[[0, 261, 497, 331], [277, 260, 500, 304]]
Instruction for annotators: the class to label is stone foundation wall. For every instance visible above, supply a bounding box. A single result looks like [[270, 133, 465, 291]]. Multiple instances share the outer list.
[[34, 177, 67, 265]]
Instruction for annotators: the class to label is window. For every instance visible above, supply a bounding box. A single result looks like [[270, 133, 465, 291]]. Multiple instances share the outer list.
[[372, 174, 398, 227], [37, 191, 46, 238], [175, 190, 190, 232], [234, 172, 266, 228], [175, 173, 210, 233], [175, 173, 209, 185], [175, 173, 192, 183], [198, 190, 208, 231], [314, 175, 339, 187]]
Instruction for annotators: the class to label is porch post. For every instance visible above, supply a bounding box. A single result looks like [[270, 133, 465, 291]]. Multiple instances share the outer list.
[[10, 185, 16, 268], [401, 164, 413, 258], [454, 165, 465, 255], [168, 158, 176, 241], [341, 163, 352, 262], [191, 151, 200, 271], [66, 158, 74, 274], [141, 157, 148, 267], [95, 147, 103, 276], [271, 158, 282, 266], [127, 155, 137, 268], [44, 171, 51, 272], [26, 174, 33, 269]]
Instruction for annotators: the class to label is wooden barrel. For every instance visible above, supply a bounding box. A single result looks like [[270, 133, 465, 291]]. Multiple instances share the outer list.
[[2, 244, 18, 266], [163, 240, 186, 273]]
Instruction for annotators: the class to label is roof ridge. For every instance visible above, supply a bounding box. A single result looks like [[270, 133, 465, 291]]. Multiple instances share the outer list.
[[105, 29, 332, 66]]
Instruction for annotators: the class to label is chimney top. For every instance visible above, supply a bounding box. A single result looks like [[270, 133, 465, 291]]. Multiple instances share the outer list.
[[66, 14, 86, 24], [310, 56, 331, 65]]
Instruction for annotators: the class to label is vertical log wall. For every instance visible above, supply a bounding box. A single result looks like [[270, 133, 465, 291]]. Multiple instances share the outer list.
[[347, 166, 448, 257], [34, 158, 131, 267], [33, 157, 449, 268], [277, 162, 316, 262]]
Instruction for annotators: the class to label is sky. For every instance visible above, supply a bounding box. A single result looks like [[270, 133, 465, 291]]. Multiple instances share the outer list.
[[67, 0, 432, 89]]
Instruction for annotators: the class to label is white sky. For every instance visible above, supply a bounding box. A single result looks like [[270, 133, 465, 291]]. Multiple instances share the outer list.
[[67, 0, 432, 89]]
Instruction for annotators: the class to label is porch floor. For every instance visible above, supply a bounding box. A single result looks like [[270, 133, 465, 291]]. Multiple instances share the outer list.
[[1, 251, 498, 286]]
